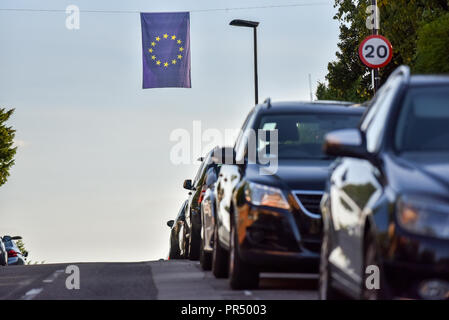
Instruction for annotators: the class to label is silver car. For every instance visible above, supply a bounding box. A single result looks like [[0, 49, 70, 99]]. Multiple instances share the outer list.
[[3, 236, 27, 265]]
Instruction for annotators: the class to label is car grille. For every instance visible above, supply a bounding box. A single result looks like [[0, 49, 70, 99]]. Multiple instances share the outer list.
[[294, 191, 323, 218]]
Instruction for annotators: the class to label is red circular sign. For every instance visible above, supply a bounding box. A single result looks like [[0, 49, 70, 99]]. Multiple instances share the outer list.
[[359, 35, 393, 69]]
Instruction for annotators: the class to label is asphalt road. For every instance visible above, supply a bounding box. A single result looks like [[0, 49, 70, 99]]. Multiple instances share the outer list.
[[0, 260, 318, 300]]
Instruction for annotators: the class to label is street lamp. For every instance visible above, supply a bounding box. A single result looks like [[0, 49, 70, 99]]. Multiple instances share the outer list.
[[229, 19, 260, 105]]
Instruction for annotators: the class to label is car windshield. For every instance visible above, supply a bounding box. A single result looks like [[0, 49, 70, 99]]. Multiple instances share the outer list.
[[3, 240, 14, 249], [257, 113, 362, 160], [395, 85, 449, 153]]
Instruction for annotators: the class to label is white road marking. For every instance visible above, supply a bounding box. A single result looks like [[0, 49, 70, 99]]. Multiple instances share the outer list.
[[19, 269, 64, 300], [244, 290, 252, 296], [21, 288, 43, 300], [42, 269, 64, 283]]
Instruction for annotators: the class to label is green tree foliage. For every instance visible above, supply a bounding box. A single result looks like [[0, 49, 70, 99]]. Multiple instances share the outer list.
[[16, 239, 29, 257], [415, 12, 449, 73], [16, 239, 45, 264], [317, 0, 449, 102], [0, 108, 16, 187]]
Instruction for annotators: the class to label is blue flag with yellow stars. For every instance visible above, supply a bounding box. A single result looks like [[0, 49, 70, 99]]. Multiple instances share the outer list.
[[140, 12, 191, 89]]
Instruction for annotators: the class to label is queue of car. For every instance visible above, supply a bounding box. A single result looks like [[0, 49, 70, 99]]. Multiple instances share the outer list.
[[167, 65, 449, 300], [0, 236, 27, 266]]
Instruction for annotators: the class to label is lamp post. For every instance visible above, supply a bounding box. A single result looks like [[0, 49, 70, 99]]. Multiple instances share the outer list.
[[229, 19, 260, 105]]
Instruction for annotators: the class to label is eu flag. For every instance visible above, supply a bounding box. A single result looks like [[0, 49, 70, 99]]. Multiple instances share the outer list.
[[140, 12, 191, 89]]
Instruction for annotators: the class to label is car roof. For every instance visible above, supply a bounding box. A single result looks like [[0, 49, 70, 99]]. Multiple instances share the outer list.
[[254, 100, 365, 115], [410, 75, 449, 86]]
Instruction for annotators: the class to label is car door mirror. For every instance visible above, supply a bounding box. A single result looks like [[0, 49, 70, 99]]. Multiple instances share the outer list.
[[323, 129, 371, 159], [166, 220, 175, 228], [183, 179, 193, 190]]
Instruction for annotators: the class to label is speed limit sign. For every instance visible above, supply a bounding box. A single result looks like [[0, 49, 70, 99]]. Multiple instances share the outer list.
[[359, 35, 393, 68]]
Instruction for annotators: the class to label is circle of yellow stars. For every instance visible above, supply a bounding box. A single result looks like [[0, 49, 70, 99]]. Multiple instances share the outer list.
[[148, 34, 184, 69]]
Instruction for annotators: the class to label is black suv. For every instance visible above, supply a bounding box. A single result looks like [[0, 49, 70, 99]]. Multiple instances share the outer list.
[[320, 66, 449, 300], [212, 100, 364, 289]]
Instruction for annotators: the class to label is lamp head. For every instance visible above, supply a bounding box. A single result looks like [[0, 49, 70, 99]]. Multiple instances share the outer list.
[[229, 19, 259, 28]]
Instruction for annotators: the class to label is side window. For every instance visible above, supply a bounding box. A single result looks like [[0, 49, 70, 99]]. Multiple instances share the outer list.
[[235, 130, 249, 163], [234, 110, 255, 162], [177, 201, 187, 219], [363, 76, 402, 153], [205, 166, 218, 187], [195, 153, 213, 188], [234, 110, 254, 149], [360, 94, 381, 132], [193, 160, 206, 187]]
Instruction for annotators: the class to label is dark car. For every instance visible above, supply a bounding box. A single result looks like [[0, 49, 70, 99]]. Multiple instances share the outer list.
[[3, 236, 27, 265], [319, 66, 449, 300], [0, 237, 7, 266], [183, 147, 222, 260], [212, 100, 364, 289], [199, 150, 226, 270], [167, 200, 188, 259]]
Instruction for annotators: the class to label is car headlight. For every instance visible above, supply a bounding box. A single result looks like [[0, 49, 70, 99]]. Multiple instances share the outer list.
[[396, 196, 449, 239], [245, 182, 290, 210]]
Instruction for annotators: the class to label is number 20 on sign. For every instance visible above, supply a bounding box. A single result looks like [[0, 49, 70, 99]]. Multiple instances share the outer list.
[[359, 35, 393, 69]]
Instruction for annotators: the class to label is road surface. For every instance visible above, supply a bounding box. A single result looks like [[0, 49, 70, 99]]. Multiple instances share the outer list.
[[0, 260, 318, 300]]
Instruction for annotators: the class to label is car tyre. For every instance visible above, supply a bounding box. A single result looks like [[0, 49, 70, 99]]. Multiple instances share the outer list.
[[200, 237, 212, 270], [319, 231, 345, 300], [168, 242, 181, 260], [229, 224, 259, 290], [212, 222, 228, 278], [0, 252, 7, 266], [188, 230, 200, 261], [182, 228, 189, 259], [361, 231, 390, 300]]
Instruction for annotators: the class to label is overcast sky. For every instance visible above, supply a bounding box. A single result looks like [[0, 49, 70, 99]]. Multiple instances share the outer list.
[[0, 0, 339, 263]]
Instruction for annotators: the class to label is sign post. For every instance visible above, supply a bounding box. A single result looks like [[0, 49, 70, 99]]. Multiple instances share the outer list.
[[371, 0, 380, 92]]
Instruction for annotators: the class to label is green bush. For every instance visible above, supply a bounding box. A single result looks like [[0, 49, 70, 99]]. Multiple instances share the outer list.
[[415, 13, 449, 74]]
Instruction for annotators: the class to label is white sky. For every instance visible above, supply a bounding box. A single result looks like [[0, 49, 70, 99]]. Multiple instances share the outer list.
[[0, 0, 339, 263]]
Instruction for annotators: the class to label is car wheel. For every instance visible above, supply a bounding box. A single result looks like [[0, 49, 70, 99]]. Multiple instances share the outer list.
[[229, 224, 259, 290], [212, 222, 228, 278], [182, 228, 189, 259], [319, 231, 345, 300], [188, 231, 200, 261], [200, 237, 212, 270], [168, 242, 181, 260], [0, 252, 6, 266], [361, 232, 390, 300], [187, 213, 200, 261]]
